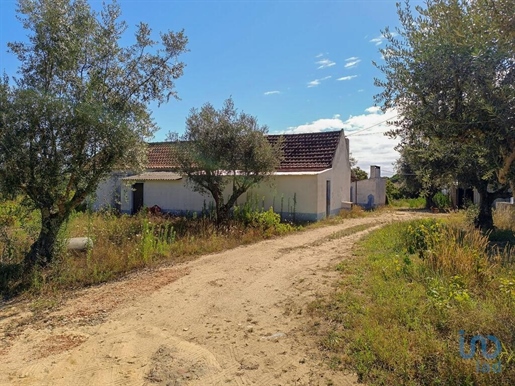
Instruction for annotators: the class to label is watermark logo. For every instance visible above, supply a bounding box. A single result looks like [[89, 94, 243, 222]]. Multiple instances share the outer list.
[[459, 330, 502, 373]]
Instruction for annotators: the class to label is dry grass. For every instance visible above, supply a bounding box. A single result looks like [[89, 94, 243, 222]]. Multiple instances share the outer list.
[[493, 205, 515, 232], [0, 209, 297, 297], [309, 218, 515, 385], [427, 226, 497, 282]]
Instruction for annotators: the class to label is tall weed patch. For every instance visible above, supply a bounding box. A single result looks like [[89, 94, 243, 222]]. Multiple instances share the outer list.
[[310, 218, 515, 385], [0, 202, 298, 298]]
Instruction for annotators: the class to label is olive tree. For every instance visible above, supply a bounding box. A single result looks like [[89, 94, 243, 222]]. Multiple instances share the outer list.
[[0, 0, 188, 268], [172, 98, 282, 225], [375, 0, 514, 228]]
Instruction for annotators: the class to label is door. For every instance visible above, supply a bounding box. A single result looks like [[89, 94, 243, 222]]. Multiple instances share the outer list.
[[132, 183, 144, 214], [326, 180, 331, 218]]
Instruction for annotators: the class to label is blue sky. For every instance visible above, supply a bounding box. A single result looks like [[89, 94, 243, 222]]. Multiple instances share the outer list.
[[0, 0, 411, 176]]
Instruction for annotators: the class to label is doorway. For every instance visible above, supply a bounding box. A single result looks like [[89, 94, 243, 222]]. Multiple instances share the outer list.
[[326, 180, 331, 218], [132, 183, 144, 214]]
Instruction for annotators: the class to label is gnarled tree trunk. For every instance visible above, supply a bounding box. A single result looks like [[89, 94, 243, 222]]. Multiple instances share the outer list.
[[475, 190, 494, 230], [24, 210, 66, 269]]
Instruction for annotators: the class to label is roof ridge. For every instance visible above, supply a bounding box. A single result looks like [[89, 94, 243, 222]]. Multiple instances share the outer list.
[[145, 130, 344, 171]]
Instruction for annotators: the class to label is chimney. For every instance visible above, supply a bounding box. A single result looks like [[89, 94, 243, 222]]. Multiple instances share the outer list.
[[370, 165, 381, 179]]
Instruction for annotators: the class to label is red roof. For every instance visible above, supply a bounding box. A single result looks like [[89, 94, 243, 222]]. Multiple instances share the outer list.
[[267, 130, 343, 171], [146, 130, 343, 172], [146, 142, 177, 170]]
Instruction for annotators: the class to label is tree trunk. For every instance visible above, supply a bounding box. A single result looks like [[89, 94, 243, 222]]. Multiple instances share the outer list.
[[212, 195, 227, 226], [216, 187, 246, 226], [425, 187, 439, 209], [475, 189, 494, 230], [216, 207, 230, 226], [24, 211, 66, 269]]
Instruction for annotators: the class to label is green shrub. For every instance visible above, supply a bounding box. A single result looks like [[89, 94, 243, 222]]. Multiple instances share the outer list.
[[433, 192, 451, 210], [404, 218, 445, 258], [233, 205, 293, 234], [464, 203, 480, 227]]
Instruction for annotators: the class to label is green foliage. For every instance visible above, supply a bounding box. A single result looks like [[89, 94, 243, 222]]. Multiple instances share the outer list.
[[389, 196, 426, 209], [351, 167, 368, 181], [385, 178, 401, 202], [0, 0, 188, 268], [432, 192, 451, 211], [172, 98, 282, 225], [404, 219, 444, 258], [464, 203, 480, 227], [426, 275, 471, 310], [233, 205, 293, 235], [0, 204, 298, 298], [310, 218, 515, 385], [499, 277, 515, 303], [375, 0, 514, 228]]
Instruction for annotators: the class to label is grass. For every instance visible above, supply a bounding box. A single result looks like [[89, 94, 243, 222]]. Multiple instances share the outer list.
[[390, 197, 426, 209], [0, 198, 385, 299], [307, 204, 395, 229], [309, 215, 515, 385], [493, 205, 515, 233], [0, 206, 298, 299]]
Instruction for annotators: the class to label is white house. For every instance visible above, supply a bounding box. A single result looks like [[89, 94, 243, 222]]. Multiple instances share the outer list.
[[94, 130, 353, 221]]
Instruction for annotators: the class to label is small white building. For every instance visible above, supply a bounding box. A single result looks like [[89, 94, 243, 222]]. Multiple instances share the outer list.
[[95, 130, 353, 221], [351, 165, 386, 208]]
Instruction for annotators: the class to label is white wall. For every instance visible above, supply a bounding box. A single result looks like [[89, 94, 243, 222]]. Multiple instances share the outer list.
[[354, 178, 386, 207], [118, 133, 352, 220], [120, 174, 322, 220], [313, 135, 352, 218], [93, 173, 129, 211], [121, 179, 214, 214], [246, 174, 319, 221]]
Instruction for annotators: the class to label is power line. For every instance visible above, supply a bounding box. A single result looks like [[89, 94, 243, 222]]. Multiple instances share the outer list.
[[348, 131, 393, 137], [345, 114, 398, 136]]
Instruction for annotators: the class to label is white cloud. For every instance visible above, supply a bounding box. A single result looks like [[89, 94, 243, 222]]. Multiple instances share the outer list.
[[264, 90, 280, 95], [370, 32, 397, 46], [365, 106, 381, 113], [315, 53, 324, 58], [337, 75, 357, 81], [307, 76, 331, 88], [369, 36, 383, 45], [344, 59, 361, 69], [316, 58, 336, 69], [283, 117, 344, 134], [278, 107, 401, 176], [357, 89, 364, 92], [345, 56, 359, 62]]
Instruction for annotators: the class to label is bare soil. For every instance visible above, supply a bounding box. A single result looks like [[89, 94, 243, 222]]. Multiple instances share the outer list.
[[0, 211, 425, 386]]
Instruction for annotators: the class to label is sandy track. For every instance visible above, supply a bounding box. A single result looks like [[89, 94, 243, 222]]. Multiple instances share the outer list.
[[0, 211, 423, 386]]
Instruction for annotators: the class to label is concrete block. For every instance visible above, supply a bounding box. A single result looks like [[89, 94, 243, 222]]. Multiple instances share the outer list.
[[67, 237, 93, 251]]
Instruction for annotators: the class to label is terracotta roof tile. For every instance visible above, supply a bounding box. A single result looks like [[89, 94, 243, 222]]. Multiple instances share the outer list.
[[146, 130, 343, 172], [267, 130, 342, 171], [147, 142, 178, 170]]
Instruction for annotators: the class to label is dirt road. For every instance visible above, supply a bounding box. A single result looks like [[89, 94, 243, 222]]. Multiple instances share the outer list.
[[0, 211, 422, 386]]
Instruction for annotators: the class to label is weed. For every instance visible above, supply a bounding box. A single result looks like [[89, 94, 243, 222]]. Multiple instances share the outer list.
[[310, 218, 515, 385], [0, 202, 299, 298], [389, 197, 426, 209], [493, 206, 515, 232]]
